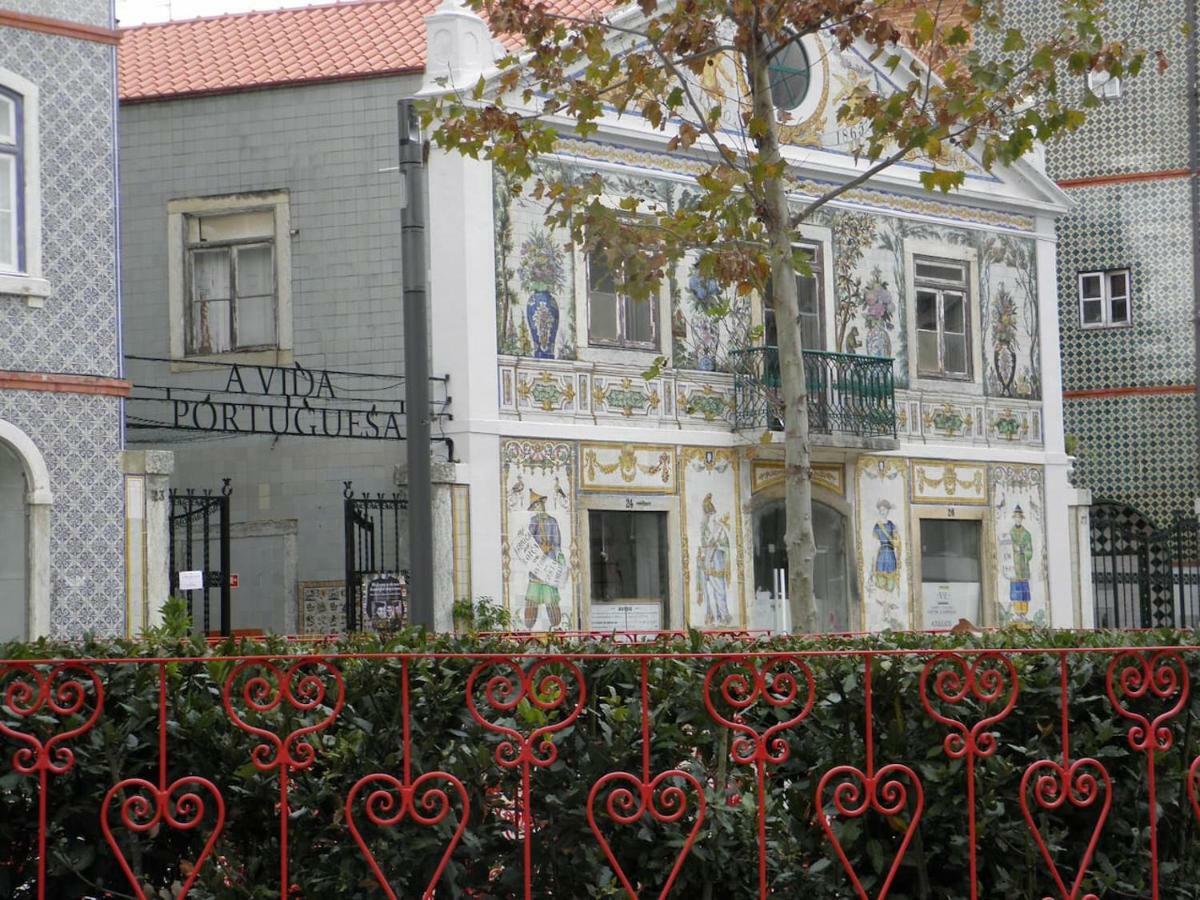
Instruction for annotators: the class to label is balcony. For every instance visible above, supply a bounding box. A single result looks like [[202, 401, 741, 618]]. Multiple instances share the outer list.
[[732, 346, 897, 444]]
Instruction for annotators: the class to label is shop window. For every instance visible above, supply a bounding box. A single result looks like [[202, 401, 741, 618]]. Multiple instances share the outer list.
[[919, 519, 982, 628], [914, 257, 971, 379], [1079, 269, 1131, 329]]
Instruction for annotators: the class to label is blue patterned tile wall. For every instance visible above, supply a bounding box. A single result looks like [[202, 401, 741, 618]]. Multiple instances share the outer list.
[[0, 15, 125, 637], [1056, 179, 1194, 391], [0, 390, 125, 636], [4, 0, 112, 28], [1004, 0, 1191, 181], [0, 27, 119, 377], [1066, 392, 1197, 525]]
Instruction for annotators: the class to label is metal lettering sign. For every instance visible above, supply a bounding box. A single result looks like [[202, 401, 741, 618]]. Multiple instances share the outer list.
[[126, 356, 450, 443]]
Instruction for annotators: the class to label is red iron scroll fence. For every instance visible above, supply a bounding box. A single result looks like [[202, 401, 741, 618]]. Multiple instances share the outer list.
[[2, 645, 1200, 898]]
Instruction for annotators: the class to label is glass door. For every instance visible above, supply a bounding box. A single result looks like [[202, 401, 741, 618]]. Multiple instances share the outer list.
[[588, 510, 669, 631], [919, 518, 982, 628]]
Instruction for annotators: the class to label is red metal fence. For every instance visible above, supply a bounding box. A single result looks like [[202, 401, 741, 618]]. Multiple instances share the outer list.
[[2, 645, 1200, 898]]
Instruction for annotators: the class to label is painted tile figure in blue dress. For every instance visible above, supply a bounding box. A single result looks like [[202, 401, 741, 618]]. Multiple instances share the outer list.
[[872, 498, 901, 592], [523, 491, 564, 629], [1008, 505, 1033, 619], [696, 493, 732, 625]]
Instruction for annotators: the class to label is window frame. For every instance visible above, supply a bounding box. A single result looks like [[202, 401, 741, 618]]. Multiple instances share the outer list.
[[0, 88, 22, 275], [585, 244, 660, 351], [914, 256, 972, 381], [1078, 268, 1133, 330], [764, 241, 825, 351], [183, 217, 278, 356], [166, 191, 293, 366], [0, 70, 47, 306], [1087, 69, 1122, 101]]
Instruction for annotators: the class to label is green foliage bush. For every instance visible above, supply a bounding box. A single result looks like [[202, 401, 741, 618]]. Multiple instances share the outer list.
[[2, 627, 1200, 898]]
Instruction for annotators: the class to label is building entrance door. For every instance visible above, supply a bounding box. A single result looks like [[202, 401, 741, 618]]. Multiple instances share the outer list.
[[587, 509, 669, 632], [919, 518, 983, 628]]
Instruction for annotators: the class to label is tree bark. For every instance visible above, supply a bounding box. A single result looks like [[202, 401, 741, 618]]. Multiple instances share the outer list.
[[747, 38, 818, 633]]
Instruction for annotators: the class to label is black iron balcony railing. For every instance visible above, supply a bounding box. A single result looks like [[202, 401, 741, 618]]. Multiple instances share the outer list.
[[732, 346, 897, 437]]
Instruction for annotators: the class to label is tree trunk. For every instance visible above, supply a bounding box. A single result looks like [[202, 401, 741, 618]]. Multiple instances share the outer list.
[[747, 39, 818, 633]]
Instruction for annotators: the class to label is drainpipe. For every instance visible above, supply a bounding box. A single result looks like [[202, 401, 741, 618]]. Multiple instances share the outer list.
[[1189, 0, 1200, 517], [399, 99, 434, 630]]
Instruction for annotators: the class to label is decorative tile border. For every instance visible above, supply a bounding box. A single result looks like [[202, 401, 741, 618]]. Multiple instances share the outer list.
[[580, 442, 676, 494], [910, 460, 989, 506], [750, 459, 845, 496]]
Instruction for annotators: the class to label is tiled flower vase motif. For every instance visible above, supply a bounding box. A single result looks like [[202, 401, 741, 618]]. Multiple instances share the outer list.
[[525, 290, 559, 359]]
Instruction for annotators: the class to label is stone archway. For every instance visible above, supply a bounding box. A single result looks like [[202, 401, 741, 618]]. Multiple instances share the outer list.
[[0, 418, 52, 638]]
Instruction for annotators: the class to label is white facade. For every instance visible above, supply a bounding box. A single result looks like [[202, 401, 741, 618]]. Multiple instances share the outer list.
[[422, 4, 1090, 633]]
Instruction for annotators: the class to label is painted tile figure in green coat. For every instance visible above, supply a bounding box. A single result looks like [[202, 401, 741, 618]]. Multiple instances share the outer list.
[[1009, 504, 1033, 619], [523, 491, 564, 629]]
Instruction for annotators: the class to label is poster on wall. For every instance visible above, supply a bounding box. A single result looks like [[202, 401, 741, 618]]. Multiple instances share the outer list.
[[360, 573, 407, 631], [501, 439, 577, 631], [921, 582, 981, 630], [680, 448, 745, 629]]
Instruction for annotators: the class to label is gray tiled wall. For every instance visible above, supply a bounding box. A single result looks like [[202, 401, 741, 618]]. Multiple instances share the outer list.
[[120, 76, 422, 597]]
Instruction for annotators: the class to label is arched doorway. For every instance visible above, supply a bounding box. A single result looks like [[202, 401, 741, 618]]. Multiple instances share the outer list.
[[0, 419, 52, 639], [752, 497, 854, 632], [0, 440, 26, 639]]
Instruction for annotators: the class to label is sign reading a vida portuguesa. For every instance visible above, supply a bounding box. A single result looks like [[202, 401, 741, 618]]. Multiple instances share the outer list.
[[125, 356, 447, 442]]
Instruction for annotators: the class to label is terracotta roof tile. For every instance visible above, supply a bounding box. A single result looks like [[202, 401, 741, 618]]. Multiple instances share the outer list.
[[119, 0, 615, 102]]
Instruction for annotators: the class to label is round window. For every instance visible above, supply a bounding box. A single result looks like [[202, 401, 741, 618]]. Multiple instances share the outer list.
[[768, 40, 811, 112]]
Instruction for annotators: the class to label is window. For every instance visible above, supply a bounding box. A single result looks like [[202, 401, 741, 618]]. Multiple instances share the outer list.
[[753, 499, 851, 632], [0, 88, 22, 274], [1087, 69, 1121, 101], [587, 248, 657, 349], [186, 210, 276, 354], [768, 40, 811, 113], [914, 257, 970, 379], [765, 243, 823, 350], [167, 192, 291, 362], [1079, 269, 1132, 328]]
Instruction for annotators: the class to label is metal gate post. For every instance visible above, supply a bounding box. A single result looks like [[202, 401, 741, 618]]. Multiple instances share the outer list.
[[220, 492, 231, 637], [344, 491, 357, 632]]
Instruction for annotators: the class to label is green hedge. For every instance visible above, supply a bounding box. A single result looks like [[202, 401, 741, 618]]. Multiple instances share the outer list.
[[3, 628, 1200, 899]]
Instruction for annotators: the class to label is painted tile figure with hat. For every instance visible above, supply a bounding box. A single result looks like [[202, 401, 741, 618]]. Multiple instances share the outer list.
[[523, 490, 565, 629]]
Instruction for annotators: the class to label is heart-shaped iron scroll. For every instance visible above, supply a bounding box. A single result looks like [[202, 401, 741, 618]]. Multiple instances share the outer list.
[[817, 763, 924, 900], [1019, 759, 1110, 900], [222, 657, 345, 774], [347, 771, 470, 900], [587, 770, 706, 898], [466, 658, 586, 769], [1105, 650, 1188, 753], [101, 777, 226, 900], [920, 653, 1018, 760], [702, 656, 815, 766], [0, 661, 103, 775]]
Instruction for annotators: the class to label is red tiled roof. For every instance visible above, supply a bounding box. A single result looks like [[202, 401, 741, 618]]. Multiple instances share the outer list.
[[119, 0, 616, 103]]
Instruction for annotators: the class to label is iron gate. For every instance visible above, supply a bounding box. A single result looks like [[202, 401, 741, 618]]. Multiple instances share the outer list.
[[1090, 503, 1200, 628], [168, 479, 231, 636], [343, 482, 408, 631]]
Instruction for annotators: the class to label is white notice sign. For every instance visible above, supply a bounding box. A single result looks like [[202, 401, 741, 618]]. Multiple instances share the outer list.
[[590, 602, 663, 633], [178, 570, 204, 591], [921, 582, 981, 630]]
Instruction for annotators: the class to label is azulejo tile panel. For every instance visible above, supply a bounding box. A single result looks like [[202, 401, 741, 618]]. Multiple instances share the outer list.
[[990, 464, 1048, 628], [855, 456, 910, 631], [580, 443, 675, 494], [499, 438, 578, 631], [749, 459, 844, 496], [0, 390, 124, 637], [680, 448, 745, 629], [911, 460, 988, 506]]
